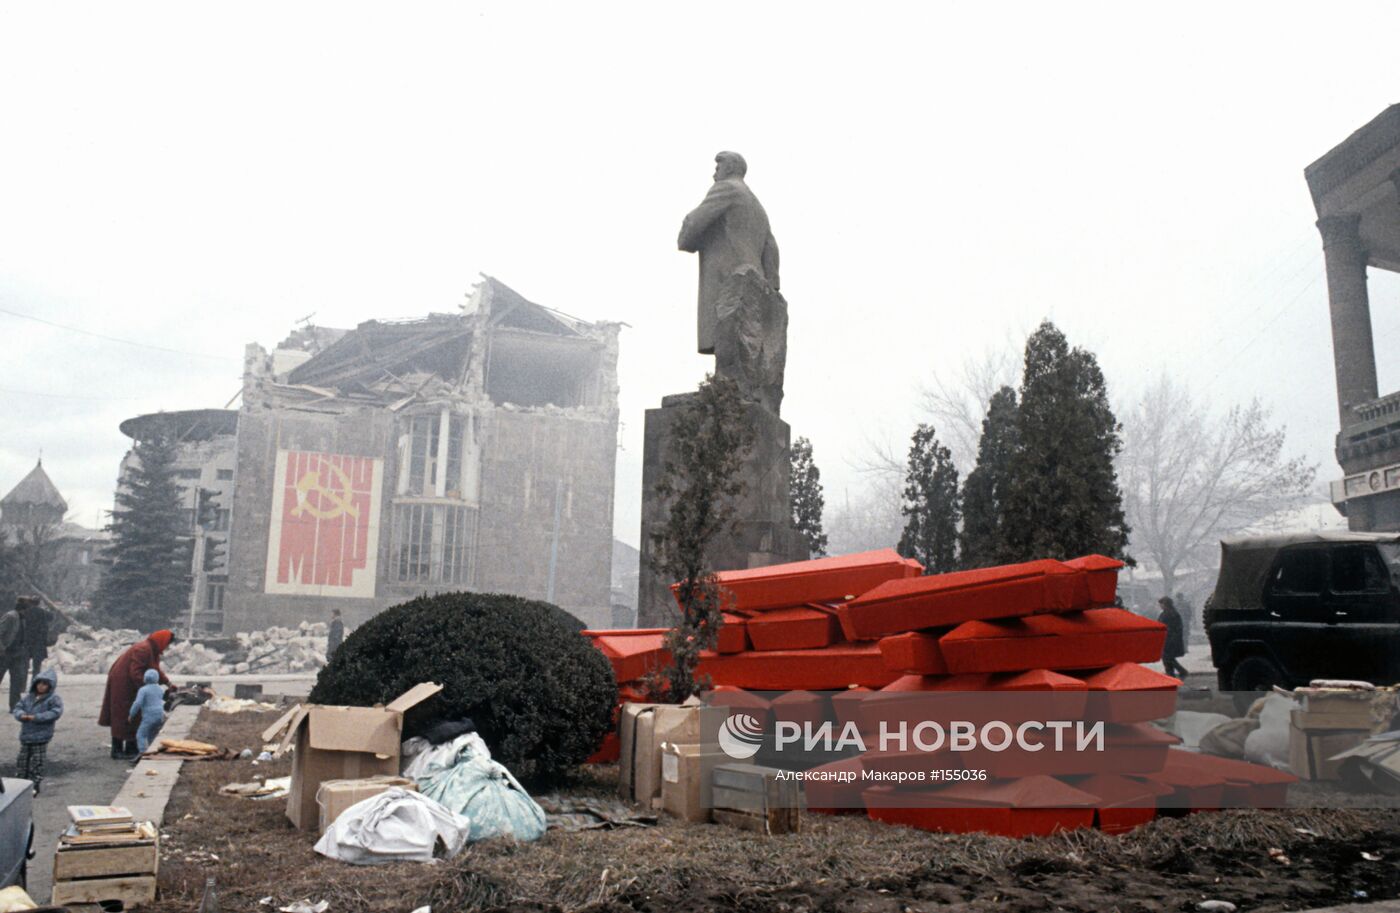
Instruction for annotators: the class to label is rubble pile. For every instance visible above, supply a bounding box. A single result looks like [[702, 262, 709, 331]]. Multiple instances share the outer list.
[[49, 621, 331, 676]]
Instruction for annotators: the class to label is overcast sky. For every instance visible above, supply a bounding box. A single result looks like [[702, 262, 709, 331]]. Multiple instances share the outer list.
[[2, 3, 1398, 547]]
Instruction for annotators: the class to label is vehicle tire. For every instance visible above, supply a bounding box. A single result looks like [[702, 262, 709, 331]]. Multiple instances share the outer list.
[[1228, 656, 1284, 714]]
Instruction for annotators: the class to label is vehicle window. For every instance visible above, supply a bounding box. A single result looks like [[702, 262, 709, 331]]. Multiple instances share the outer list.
[[1331, 545, 1390, 594], [1270, 548, 1327, 595]]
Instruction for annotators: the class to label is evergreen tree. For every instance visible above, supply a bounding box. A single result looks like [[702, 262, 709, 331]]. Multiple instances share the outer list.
[[649, 375, 754, 700], [960, 386, 1019, 568], [1000, 320, 1131, 562], [896, 424, 961, 574], [95, 432, 194, 630], [789, 436, 828, 557]]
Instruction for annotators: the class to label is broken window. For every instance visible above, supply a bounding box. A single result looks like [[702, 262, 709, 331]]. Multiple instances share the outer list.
[[389, 502, 475, 585], [398, 411, 477, 501]]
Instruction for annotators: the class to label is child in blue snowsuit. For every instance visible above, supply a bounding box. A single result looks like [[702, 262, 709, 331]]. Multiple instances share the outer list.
[[12, 668, 63, 794], [128, 669, 166, 755]]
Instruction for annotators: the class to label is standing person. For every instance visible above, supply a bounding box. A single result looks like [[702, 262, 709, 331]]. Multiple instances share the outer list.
[[23, 602, 50, 684], [1157, 596, 1188, 680], [97, 630, 173, 759], [327, 609, 344, 659], [128, 669, 165, 756], [12, 669, 62, 795], [0, 598, 33, 710]]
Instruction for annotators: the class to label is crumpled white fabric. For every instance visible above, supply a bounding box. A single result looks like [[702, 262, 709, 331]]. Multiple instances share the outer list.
[[313, 787, 470, 865]]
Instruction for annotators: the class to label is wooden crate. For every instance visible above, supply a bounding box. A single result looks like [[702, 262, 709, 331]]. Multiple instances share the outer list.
[[54, 841, 159, 881], [711, 762, 802, 835], [50, 874, 157, 907]]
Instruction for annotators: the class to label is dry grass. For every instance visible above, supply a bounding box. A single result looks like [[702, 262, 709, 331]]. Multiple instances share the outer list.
[[146, 709, 1400, 913]]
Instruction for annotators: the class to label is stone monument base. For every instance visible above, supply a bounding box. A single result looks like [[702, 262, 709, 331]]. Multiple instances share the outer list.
[[636, 392, 809, 627]]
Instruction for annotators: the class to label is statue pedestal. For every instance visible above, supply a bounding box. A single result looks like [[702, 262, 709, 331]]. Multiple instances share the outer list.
[[636, 393, 809, 627]]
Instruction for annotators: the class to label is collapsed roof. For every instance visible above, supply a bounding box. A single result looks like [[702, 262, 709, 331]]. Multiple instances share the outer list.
[[274, 276, 613, 410]]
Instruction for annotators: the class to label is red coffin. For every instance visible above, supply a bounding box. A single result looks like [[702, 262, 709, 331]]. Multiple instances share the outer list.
[[877, 631, 950, 675], [709, 686, 773, 727], [1154, 749, 1296, 808], [698, 643, 898, 690], [747, 604, 843, 651], [678, 548, 924, 613], [804, 756, 867, 814], [1061, 773, 1167, 834], [770, 690, 831, 729], [956, 722, 1179, 778], [939, 608, 1167, 674], [1076, 663, 1180, 722], [582, 629, 671, 683], [840, 560, 1089, 641], [1063, 554, 1124, 607], [716, 614, 750, 654], [864, 776, 1097, 837]]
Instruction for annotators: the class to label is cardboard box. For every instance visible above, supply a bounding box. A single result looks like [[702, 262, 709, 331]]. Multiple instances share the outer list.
[[262, 682, 442, 830], [618, 702, 729, 806], [711, 762, 803, 834], [660, 742, 727, 823], [1289, 723, 1370, 781], [316, 776, 418, 833], [1291, 706, 1374, 731]]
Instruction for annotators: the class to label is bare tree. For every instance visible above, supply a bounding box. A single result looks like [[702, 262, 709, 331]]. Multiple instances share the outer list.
[[915, 338, 1021, 473], [1118, 374, 1316, 597]]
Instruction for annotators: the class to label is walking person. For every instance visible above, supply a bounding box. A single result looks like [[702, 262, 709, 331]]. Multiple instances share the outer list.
[[1157, 595, 1188, 680], [12, 668, 63, 795], [327, 608, 344, 659], [98, 630, 173, 759], [24, 601, 50, 685], [128, 669, 166, 756], [0, 598, 34, 711]]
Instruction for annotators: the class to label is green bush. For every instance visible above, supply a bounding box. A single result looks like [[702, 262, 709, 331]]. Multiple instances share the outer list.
[[309, 591, 616, 783]]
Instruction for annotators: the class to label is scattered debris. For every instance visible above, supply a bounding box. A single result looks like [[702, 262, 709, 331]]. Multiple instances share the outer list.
[[50, 621, 331, 675], [1196, 902, 1237, 913], [221, 777, 292, 800], [278, 901, 329, 913]]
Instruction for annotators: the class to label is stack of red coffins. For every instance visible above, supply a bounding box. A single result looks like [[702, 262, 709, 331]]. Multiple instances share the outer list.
[[592, 550, 1296, 834], [580, 628, 671, 763]]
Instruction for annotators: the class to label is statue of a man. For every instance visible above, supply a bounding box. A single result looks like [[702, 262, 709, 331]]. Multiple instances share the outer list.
[[678, 151, 780, 355]]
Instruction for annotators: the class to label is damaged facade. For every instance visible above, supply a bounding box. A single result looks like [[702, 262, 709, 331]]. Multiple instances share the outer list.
[[215, 276, 621, 632]]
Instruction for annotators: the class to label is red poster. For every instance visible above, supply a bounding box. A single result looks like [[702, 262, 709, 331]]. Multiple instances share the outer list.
[[264, 450, 382, 597]]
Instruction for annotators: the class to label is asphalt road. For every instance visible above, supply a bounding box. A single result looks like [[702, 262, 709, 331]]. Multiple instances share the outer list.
[[7, 672, 314, 904]]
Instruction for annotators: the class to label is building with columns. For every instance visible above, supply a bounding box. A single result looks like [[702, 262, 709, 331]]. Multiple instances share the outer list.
[[1307, 105, 1400, 529]]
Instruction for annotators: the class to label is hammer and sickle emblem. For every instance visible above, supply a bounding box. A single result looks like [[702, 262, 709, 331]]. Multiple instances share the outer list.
[[291, 460, 361, 520]]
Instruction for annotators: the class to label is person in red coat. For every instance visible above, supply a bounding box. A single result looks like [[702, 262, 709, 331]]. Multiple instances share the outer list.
[[98, 630, 173, 759]]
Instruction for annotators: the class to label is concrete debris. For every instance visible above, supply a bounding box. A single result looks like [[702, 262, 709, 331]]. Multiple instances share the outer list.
[[50, 621, 332, 676]]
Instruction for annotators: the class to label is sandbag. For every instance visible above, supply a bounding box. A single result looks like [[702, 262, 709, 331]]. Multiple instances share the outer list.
[[1244, 692, 1295, 770], [417, 736, 546, 843], [313, 788, 469, 865]]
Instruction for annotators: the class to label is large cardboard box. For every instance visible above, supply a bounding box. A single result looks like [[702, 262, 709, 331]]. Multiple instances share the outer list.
[[262, 682, 442, 830], [1288, 723, 1370, 781], [316, 776, 418, 833], [660, 742, 727, 823], [618, 701, 730, 806]]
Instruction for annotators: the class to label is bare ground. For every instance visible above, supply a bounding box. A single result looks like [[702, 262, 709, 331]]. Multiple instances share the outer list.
[[147, 709, 1400, 913]]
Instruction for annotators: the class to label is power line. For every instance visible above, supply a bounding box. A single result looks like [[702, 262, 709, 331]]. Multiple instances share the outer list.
[[0, 386, 143, 402], [0, 305, 237, 361]]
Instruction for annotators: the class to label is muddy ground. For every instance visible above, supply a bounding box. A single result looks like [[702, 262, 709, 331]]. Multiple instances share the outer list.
[[148, 709, 1400, 913]]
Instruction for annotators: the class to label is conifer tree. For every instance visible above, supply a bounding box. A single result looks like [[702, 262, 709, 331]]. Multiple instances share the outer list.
[[789, 436, 828, 557], [1000, 321, 1131, 562], [95, 432, 193, 630], [649, 375, 754, 700], [896, 424, 961, 574], [960, 385, 1019, 568]]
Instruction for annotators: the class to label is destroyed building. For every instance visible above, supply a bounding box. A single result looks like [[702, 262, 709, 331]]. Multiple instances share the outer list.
[[1308, 105, 1400, 529], [212, 276, 621, 632]]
